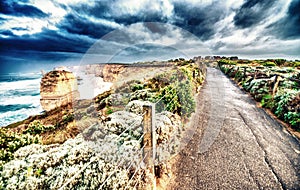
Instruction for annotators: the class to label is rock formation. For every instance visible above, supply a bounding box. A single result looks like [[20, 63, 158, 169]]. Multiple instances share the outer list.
[[69, 64, 125, 83], [40, 70, 79, 111], [103, 64, 125, 82]]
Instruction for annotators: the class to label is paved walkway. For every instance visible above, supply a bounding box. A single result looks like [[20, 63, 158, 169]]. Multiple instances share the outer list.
[[168, 68, 300, 189]]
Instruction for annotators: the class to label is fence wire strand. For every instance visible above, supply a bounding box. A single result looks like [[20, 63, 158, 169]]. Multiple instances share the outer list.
[[59, 111, 146, 189], [155, 85, 176, 105], [125, 141, 147, 171], [100, 133, 147, 189], [125, 153, 148, 190]]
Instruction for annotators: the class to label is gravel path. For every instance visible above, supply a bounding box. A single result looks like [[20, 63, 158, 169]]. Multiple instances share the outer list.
[[167, 68, 300, 189]]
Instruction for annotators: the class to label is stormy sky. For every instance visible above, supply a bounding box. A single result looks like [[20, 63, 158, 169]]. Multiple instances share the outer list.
[[0, 0, 299, 73]]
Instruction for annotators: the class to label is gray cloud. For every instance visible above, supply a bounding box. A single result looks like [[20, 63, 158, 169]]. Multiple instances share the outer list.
[[234, 0, 275, 28], [267, 0, 300, 39], [0, 0, 300, 73], [0, 0, 48, 18]]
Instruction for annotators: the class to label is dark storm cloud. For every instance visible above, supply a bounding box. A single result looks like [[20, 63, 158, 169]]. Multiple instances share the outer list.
[[144, 22, 169, 35], [72, 1, 168, 25], [58, 13, 115, 39], [234, 0, 275, 28], [0, 51, 82, 74], [268, 0, 300, 39], [0, 30, 15, 36], [1, 0, 300, 72], [113, 13, 168, 26], [0, 0, 48, 18], [0, 29, 92, 53], [172, 1, 226, 41]]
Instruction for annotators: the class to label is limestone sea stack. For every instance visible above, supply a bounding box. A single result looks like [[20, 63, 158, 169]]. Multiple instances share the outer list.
[[40, 69, 79, 111]]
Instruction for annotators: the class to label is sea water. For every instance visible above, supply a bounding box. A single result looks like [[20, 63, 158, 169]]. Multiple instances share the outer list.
[[0, 70, 113, 127], [0, 72, 43, 126]]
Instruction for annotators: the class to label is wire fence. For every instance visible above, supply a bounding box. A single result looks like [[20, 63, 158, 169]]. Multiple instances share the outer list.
[[89, 94, 177, 189], [59, 63, 204, 189], [59, 111, 147, 190]]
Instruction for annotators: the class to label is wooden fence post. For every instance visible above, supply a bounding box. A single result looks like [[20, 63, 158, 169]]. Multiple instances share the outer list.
[[273, 75, 280, 99], [143, 104, 156, 189]]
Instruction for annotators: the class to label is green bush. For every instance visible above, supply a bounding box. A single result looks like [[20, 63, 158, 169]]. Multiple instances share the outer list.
[[273, 89, 298, 119], [284, 112, 300, 130], [62, 113, 74, 123], [218, 59, 236, 66], [262, 62, 277, 67], [106, 107, 114, 115], [274, 59, 286, 66], [291, 62, 300, 68], [177, 80, 195, 117], [154, 80, 195, 118], [130, 83, 144, 92], [0, 129, 40, 170], [234, 70, 244, 82], [24, 120, 55, 135], [261, 94, 274, 109], [151, 67, 198, 117]]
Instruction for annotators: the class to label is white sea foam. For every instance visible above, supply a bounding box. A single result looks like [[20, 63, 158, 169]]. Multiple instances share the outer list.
[[0, 78, 41, 93], [0, 95, 41, 106], [0, 106, 43, 126], [0, 74, 42, 126]]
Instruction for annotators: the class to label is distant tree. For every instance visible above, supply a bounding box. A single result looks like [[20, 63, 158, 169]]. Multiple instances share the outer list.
[[274, 59, 286, 66]]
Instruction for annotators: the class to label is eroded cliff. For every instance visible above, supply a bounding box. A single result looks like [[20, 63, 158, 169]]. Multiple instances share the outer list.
[[40, 70, 79, 111]]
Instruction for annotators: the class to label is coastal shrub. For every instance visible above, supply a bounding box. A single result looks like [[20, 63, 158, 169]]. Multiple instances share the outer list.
[[176, 80, 195, 117], [149, 66, 198, 118], [130, 83, 144, 92], [154, 84, 178, 112], [273, 89, 298, 119], [155, 80, 195, 118], [234, 70, 244, 82], [24, 120, 55, 135], [291, 61, 300, 68], [284, 112, 300, 130], [218, 59, 236, 66], [106, 107, 114, 115], [262, 62, 276, 67], [220, 66, 230, 74], [221, 64, 300, 130], [180, 66, 194, 81], [261, 94, 274, 109], [274, 59, 286, 66], [61, 113, 74, 123], [0, 129, 40, 170]]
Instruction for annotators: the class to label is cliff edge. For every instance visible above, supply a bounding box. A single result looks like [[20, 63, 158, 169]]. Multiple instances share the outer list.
[[40, 70, 79, 111]]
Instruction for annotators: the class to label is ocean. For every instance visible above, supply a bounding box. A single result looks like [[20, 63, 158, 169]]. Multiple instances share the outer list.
[[0, 72, 43, 127]]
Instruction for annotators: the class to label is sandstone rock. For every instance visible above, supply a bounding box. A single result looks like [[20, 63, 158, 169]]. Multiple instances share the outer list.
[[40, 70, 79, 111], [69, 64, 124, 83], [85, 64, 105, 77], [103, 64, 125, 82]]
